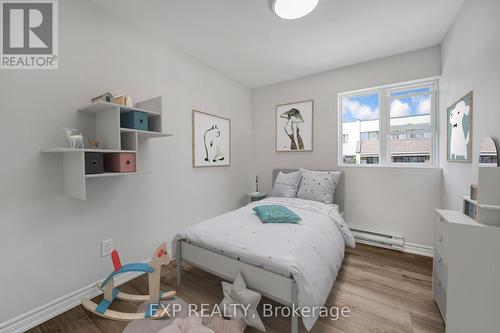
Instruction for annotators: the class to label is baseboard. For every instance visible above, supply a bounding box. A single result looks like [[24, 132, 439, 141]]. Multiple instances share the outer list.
[[403, 242, 434, 257], [0, 270, 145, 333]]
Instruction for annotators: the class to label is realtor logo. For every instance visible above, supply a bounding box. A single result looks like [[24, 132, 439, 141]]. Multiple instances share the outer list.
[[1, 0, 58, 69]]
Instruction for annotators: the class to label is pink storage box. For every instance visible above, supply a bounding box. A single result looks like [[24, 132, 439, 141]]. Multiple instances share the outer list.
[[103, 153, 136, 173]]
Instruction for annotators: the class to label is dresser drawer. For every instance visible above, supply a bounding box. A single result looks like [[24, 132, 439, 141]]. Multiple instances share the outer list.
[[434, 216, 449, 262], [433, 251, 448, 292], [433, 273, 447, 322]]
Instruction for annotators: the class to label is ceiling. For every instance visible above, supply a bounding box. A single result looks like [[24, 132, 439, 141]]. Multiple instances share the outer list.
[[92, 0, 464, 88]]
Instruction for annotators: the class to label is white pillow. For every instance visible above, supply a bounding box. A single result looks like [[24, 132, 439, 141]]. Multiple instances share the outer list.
[[271, 170, 302, 198], [296, 168, 341, 204]]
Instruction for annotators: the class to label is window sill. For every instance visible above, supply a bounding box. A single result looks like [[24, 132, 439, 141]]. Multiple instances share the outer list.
[[338, 163, 441, 169]]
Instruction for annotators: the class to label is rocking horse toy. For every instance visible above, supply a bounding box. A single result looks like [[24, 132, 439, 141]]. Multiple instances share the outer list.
[[82, 243, 176, 321]]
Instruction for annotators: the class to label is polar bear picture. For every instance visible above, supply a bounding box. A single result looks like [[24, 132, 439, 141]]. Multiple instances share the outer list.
[[192, 110, 231, 167], [447, 92, 473, 162]]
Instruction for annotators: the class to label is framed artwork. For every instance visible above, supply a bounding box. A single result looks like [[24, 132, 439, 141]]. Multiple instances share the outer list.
[[192, 110, 231, 167], [447, 91, 473, 162], [276, 100, 313, 152]]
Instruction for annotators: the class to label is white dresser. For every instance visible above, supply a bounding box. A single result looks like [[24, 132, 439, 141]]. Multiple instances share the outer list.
[[433, 209, 500, 332]]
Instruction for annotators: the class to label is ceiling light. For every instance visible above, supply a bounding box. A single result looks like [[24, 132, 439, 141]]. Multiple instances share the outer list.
[[273, 0, 319, 20]]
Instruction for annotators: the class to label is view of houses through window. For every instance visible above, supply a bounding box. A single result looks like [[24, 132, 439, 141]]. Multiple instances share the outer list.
[[339, 81, 436, 166]]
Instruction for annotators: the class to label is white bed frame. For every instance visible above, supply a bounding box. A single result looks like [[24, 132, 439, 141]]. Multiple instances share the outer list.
[[176, 240, 299, 333], [175, 169, 343, 333]]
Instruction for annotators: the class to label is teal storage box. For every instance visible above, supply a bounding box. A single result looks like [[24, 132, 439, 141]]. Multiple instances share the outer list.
[[120, 111, 148, 131]]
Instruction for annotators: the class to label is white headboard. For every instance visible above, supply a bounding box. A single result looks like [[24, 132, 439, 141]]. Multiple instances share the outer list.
[[272, 169, 345, 211]]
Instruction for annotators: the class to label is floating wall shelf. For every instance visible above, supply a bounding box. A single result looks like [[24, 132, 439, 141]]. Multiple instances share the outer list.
[[41, 148, 137, 153], [85, 171, 151, 179], [42, 97, 171, 200]]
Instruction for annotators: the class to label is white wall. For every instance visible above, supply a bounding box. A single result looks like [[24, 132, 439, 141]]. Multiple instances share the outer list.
[[440, 0, 500, 210], [251, 47, 442, 248], [0, 0, 253, 323]]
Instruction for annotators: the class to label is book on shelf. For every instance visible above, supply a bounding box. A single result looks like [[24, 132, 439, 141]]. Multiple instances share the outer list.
[[463, 200, 478, 221], [112, 94, 132, 107], [470, 184, 478, 201]]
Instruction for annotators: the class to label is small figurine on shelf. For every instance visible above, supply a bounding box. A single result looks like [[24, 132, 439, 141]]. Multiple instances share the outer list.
[[91, 92, 114, 103], [87, 139, 99, 149], [64, 128, 84, 149]]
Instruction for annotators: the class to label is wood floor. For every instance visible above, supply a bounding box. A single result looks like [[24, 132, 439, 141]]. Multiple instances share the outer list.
[[27, 244, 444, 333]]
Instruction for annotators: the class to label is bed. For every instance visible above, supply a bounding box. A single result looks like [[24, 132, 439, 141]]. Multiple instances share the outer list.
[[173, 169, 354, 333]]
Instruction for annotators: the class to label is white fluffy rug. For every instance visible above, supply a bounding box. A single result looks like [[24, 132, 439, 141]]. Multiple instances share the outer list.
[[122, 297, 190, 333]]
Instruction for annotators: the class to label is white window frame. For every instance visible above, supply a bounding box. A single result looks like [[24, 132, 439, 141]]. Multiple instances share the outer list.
[[338, 77, 439, 168]]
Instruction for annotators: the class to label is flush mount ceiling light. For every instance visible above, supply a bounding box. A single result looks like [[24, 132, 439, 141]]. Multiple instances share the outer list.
[[273, 0, 320, 20]]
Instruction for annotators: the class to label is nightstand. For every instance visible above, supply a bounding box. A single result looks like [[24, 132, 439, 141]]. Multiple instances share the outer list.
[[246, 192, 267, 202]]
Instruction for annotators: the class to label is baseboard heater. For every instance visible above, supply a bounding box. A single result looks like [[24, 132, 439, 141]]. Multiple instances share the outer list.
[[351, 228, 404, 251]]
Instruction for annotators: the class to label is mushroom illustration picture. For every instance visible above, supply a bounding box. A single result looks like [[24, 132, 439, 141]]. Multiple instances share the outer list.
[[276, 100, 313, 152], [192, 110, 231, 167]]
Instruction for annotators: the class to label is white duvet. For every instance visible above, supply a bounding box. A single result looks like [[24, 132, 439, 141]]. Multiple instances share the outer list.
[[173, 197, 355, 331]]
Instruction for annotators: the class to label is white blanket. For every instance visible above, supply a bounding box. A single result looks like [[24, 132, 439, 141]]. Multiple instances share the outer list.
[[173, 197, 355, 331]]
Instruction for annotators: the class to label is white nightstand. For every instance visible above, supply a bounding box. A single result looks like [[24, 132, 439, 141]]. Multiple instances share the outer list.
[[246, 192, 267, 202]]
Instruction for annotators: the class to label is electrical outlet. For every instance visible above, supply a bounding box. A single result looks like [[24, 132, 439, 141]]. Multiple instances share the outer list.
[[101, 239, 113, 257]]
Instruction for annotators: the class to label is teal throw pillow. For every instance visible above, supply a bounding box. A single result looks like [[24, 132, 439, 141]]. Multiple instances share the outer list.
[[252, 205, 301, 224]]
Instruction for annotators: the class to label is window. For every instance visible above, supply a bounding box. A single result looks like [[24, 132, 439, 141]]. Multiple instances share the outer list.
[[339, 80, 437, 167], [340, 92, 380, 165], [388, 86, 433, 165]]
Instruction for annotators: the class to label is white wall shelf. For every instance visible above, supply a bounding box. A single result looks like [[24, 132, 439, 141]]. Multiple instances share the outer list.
[[120, 128, 173, 138], [85, 171, 150, 179], [79, 101, 161, 116], [41, 148, 136, 153], [41, 96, 170, 200]]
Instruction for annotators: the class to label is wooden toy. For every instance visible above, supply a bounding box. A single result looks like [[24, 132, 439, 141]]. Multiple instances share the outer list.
[[91, 92, 114, 103], [82, 243, 176, 321], [88, 139, 100, 149]]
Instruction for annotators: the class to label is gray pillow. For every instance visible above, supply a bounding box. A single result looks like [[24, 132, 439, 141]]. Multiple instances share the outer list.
[[271, 170, 302, 198], [296, 168, 341, 204]]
